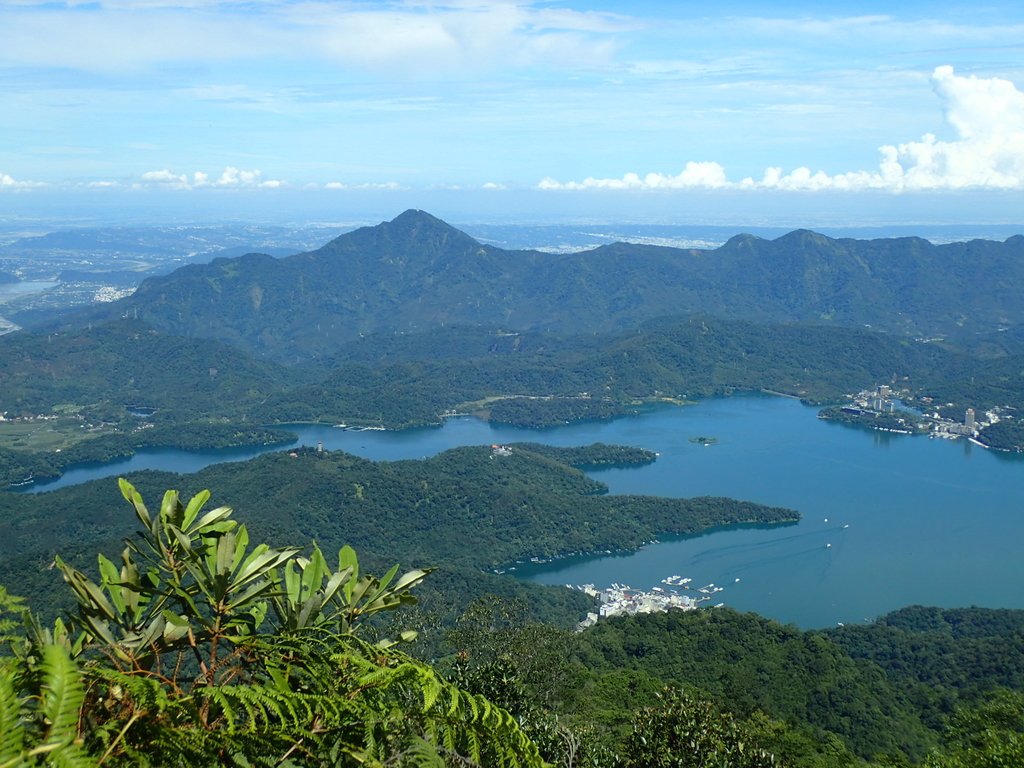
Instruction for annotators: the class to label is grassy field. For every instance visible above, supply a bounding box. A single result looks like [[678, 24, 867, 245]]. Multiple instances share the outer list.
[[0, 418, 111, 452]]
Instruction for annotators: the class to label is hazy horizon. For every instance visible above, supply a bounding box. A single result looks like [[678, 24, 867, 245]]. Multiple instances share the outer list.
[[2, 2, 1022, 231]]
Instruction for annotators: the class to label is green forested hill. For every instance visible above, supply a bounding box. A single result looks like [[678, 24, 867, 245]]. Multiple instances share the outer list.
[[0, 317, 294, 420], [75, 211, 1024, 361], [826, 605, 1024, 696], [575, 608, 936, 760], [0, 443, 796, 622], [259, 315, 954, 426], [0, 312, 1003, 486], [4, 312, 948, 430]]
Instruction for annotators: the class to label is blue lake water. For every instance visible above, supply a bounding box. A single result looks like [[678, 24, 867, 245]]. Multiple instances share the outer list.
[[21, 396, 1024, 628]]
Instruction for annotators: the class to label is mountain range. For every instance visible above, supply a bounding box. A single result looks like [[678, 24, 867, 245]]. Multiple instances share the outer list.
[[86, 209, 1024, 362]]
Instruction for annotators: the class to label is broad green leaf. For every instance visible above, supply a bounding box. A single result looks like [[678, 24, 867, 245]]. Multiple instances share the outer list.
[[56, 559, 117, 621], [119, 477, 151, 527], [230, 526, 251, 576], [320, 566, 354, 607], [234, 547, 298, 591], [301, 545, 328, 600], [295, 594, 325, 629], [97, 554, 125, 614], [81, 615, 118, 648], [159, 489, 181, 527], [161, 612, 190, 644], [167, 524, 193, 555], [339, 545, 359, 601], [388, 568, 432, 595], [119, 557, 142, 620], [214, 530, 237, 579], [375, 563, 401, 594], [247, 599, 269, 631], [283, 561, 300, 604], [191, 505, 235, 533], [225, 578, 276, 613], [134, 615, 168, 649], [181, 488, 212, 531]]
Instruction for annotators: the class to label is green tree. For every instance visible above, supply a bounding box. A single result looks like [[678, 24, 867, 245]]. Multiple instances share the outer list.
[[924, 690, 1024, 768], [446, 597, 612, 768], [3, 480, 546, 767], [622, 688, 778, 768]]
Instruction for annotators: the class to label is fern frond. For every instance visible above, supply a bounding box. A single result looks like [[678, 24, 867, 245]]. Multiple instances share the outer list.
[[39, 643, 85, 751], [90, 666, 173, 713], [398, 737, 447, 768], [0, 664, 25, 764]]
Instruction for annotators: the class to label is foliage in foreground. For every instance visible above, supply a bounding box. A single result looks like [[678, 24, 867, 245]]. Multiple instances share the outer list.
[[0, 480, 544, 767]]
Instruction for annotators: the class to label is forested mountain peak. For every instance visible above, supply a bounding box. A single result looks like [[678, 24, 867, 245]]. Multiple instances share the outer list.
[[774, 228, 830, 246], [722, 232, 766, 249], [313, 208, 494, 264], [76, 211, 1024, 362]]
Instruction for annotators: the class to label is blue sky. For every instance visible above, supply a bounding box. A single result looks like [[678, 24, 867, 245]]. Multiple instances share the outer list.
[[1, 0, 1023, 225]]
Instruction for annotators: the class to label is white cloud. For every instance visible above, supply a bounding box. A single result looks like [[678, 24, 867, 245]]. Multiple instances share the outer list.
[[0, 172, 47, 189], [133, 167, 285, 190], [135, 169, 190, 189], [206, 166, 271, 188], [540, 161, 730, 191], [539, 66, 1024, 193]]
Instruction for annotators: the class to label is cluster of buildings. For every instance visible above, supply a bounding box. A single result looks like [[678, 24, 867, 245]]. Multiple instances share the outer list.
[[844, 384, 902, 416], [842, 384, 998, 440], [573, 580, 714, 630], [931, 406, 982, 438]]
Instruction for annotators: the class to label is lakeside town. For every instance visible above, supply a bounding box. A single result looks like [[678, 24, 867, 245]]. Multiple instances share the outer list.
[[572, 576, 728, 630], [821, 383, 1013, 445]]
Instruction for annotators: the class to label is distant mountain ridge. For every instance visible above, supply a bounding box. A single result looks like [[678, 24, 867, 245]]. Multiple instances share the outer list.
[[97, 209, 1024, 361]]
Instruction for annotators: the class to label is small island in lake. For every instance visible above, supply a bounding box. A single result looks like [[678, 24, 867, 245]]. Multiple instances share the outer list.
[[689, 436, 718, 446]]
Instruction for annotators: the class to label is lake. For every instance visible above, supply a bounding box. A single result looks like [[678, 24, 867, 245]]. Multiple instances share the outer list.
[[22, 395, 1024, 628]]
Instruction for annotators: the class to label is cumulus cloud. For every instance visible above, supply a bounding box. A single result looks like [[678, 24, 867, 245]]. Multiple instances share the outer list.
[[540, 66, 1024, 193], [205, 166, 279, 188], [0, 172, 47, 189], [539, 161, 730, 191], [136, 169, 190, 189], [133, 166, 285, 190]]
